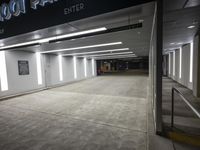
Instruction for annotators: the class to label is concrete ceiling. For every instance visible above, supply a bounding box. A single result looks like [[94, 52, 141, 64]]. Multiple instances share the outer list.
[[0, 2, 155, 58], [163, 0, 200, 52]]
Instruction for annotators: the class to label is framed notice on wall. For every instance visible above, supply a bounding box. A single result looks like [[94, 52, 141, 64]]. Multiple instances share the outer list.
[[18, 61, 29, 75]]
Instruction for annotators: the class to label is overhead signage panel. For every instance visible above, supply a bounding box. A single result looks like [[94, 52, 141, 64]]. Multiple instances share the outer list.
[[0, 0, 153, 39]]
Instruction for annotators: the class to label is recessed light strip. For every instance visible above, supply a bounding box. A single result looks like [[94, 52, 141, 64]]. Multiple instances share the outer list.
[[92, 59, 95, 76], [94, 54, 137, 60], [179, 47, 182, 79], [189, 42, 194, 82], [36, 52, 43, 85], [62, 48, 129, 56], [40, 42, 123, 54], [58, 55, 63, 81], [87, 52, 133, 57], [0, 51, 8, 91], [56, 27, 107, 39], [84, 57, 87, 77], [0, 27, 107, 50], [93, 54, 136, 58], [73, 56, 77, 79], [187, 25, 195, 29]]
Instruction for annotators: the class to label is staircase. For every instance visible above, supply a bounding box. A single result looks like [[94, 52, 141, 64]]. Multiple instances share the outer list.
[[162, 77, 200, 148]]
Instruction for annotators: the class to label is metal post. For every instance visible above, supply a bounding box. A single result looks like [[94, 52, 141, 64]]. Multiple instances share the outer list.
[[171, 88, 174, 128]]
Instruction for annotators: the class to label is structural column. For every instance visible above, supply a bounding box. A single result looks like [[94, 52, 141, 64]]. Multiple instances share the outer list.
[[193, 32, 200, 97], [155, 0, 163, 134]]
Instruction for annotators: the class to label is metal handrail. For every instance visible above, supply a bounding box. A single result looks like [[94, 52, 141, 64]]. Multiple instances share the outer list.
[[171, 87, 200, 128]]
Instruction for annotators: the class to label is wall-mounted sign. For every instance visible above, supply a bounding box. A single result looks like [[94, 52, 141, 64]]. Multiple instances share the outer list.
[[0, 0, 153, 39], [18, 60, 29, 75]]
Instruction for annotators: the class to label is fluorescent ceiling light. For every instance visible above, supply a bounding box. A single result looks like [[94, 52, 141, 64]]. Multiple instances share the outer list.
[[187, 25, 195, 29], [56, 27, 107, 39], [95, 56, 137, 60], [0, 40, 40, 50], [177, 42, 183, 45], [170, 43, 175, 45], [88, 52, 133, 57], [62, 48, 129, 56], [40, 42, 123, 54], [139, 19, 144, 23], [0, 27, 107, 50], [94, 54, 137, 59]]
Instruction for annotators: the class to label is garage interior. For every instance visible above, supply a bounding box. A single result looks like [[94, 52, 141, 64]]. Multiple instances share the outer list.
[[0, 2, 155, 150], [0, 0, 200, 150]]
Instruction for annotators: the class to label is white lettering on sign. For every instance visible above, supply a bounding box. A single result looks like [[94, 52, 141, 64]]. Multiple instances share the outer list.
[[0, 0, 58, 22], [0, 0, 25, 21], [30, 0, 58, 9], [64, 3, 84, 15]]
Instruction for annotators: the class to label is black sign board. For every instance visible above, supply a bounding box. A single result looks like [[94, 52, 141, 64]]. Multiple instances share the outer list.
[[0, 0, 153, 39], [18, 60, 29, 75]]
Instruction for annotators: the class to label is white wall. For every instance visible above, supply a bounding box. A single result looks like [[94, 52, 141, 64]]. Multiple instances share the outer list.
[[76, 58, 85, 80], [43, 55, 96, 87], [0, 51, 46, 97], [167, 44, 193, 90], [45, 54, 61, 86], [63, 56, 75, 82], [87, 59, 93, 77], [0, 51, 97, 98]]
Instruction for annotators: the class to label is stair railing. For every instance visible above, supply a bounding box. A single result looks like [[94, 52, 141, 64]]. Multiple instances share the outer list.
[[171, 87, 200, 127]]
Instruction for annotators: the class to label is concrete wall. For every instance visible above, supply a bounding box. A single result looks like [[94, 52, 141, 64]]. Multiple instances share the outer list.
[[181, 44, 192, 89], [167, 44, 193, 90], [174, 50, 180, 82], [87, 59, 93, 77], [148, 4, 158, 132], [168, 52, 174, 79], [0, 51, 97, 98]]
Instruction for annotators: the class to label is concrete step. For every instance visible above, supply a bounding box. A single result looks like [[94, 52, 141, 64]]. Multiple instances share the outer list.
[[167, 132, 200, 147], [163, 115, 200, 135], [163, 115, 200, 147]]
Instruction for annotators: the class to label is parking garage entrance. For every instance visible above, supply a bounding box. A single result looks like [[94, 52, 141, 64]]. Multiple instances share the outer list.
[[0, 0, 167, 150]]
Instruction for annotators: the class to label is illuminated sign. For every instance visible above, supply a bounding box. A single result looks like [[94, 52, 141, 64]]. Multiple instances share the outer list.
[[0, 0, 153, 39], [0, 0, 25, 21], [0, 0, 58, 22], [30, 0, 58, 9]]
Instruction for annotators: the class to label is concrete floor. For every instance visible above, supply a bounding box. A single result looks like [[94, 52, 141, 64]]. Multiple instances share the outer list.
[[0, 73, 148, 150]]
